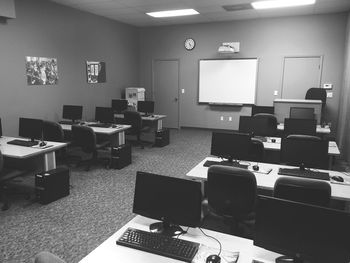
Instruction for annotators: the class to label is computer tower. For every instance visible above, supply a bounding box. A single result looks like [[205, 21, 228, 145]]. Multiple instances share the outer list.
[[35, 167, 70, 205], [155, 128, 170, 147], [110, 144, 132, 169]]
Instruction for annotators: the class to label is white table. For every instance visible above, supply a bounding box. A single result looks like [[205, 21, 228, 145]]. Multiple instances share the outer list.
[[0, 136, 67, 171], [277, 123, 331, 134], [186, 157, 350, 202], [79, 215, 281, 263], [115, 114, 166, 132]]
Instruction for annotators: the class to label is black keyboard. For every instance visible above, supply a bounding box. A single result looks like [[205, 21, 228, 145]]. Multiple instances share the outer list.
[[278, 168, 330, 181], [7, 139, 38, 147], [88, 123, 112, 128], [116, 227, 200, 263], [203, 160, 248, 169], [59, 120, 78, 125]]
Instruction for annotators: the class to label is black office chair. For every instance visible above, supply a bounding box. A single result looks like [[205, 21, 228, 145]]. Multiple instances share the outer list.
[[251, 105, 274, 116], [71, 125, 110, 171], [123, 111, 150, 149], [248, 138, 265, 162], [252, 113, 278, 137], [43, 120, 65, 142], [274, 176, 331, 207], [204, 165, 257, 238], [284, 118, 317, 136], [305, 88, 327, 122]]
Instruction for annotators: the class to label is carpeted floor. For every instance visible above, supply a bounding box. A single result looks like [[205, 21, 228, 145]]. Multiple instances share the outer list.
[[0, 128, 349, 263]]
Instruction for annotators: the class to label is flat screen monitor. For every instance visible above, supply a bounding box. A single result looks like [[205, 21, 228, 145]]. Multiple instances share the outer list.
[[62, 105, 83, 122], [137, 101, 154, 116], [19, 117, 43, 142], [252, 105, 274, 116], [111, 99, 128, 113], [211, 132, 251, 162], [239, 116, 276, 137], [290, 107, 315, 120], [133, 171, 202, 236], [254, 195, 350, 263], [281, 136, 328, 169], [95, 107, 114, 124], [284, 118, 317, 136]]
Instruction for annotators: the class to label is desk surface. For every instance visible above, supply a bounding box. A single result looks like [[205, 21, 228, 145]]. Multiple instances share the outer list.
[[0, 136, 67, 159], [274, 99, 322, 104], [114, 113, 166, 121], [60, 123, 131, 135], [79, 215, 280, 263], [277, 123, 330, 134], [186, 157, 350, 201]]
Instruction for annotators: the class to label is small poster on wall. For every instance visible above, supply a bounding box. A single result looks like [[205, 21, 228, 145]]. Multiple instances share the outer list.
[[86, 61, 106, 84], [25, 56, 58, 85]]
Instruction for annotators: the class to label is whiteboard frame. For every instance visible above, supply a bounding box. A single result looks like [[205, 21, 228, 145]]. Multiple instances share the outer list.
[[198, 58, 259, 105]]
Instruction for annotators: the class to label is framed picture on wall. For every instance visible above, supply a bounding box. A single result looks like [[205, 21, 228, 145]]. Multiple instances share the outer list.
[[86, 61, 106, 83], [25, 56, 58, 85]]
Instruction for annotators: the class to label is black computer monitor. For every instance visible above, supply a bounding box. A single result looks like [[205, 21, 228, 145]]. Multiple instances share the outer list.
[[133, 171, 202, 236], [284, 118, 317, 136], [280, 136, 328, 170], [211, 132, 251, 163], [254, 195, 350, 263], [290, 107, 315, 120], [239, 116, 275, 137], [95, 107, 114, 124], [19, 117, 43, 142], [251, 105, 274, 116], [62, 105, 83, 123], [111, 99, 128, 113], [137, 101, 154, 116]]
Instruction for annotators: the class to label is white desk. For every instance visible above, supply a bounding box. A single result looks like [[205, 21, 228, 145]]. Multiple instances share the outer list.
[[277, 123, 331, 134], [115, 114, 166, 132], [186, 157, 350, 202], [0, 136, 67, 171], [79, 215, 281, 263]]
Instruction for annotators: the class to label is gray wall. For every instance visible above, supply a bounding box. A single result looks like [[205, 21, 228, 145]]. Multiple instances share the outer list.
[[139, 13, 347, 133], [0, 0, 139, 135]]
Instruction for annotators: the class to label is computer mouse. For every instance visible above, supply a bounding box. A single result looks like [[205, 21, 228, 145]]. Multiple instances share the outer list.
[[39, 141, 47, 147], [253, 164, 259, 171], [331, 176, 344, 182], [271, 138, 276, 143], [111, 124, 117, 128], [206, 254, 221, 263]]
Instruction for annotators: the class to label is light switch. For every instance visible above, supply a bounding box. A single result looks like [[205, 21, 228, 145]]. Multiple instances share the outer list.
[[274, 90, 278, 96], [323, 83, 333, 90], [181, 89, 185, 94], [327, 92, 333, 98], [229, 117, 232, 121]]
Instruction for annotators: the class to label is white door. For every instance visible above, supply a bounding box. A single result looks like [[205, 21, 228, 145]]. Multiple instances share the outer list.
[[281, 56, 322, 99], [153, 60, 179, 129]]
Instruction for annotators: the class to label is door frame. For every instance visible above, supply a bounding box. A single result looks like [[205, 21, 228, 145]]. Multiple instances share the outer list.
[[151, 58, 181, 129], [281, 55, 324, 99]]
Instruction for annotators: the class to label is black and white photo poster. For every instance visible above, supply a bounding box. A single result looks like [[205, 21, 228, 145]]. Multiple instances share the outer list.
[[86, 61, 106, 83], [25, 56, 58, 85]]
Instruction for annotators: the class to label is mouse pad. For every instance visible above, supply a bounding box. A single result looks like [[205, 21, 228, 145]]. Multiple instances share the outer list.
[[192, 244, 239, 263]]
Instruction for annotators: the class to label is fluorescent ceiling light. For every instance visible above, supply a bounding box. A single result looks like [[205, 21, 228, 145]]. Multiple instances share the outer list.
[[146, 9, 199, 18], [252, 0, 316, 9]]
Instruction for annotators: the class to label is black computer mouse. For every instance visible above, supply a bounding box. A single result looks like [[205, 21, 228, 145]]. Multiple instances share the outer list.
[[206, 254, 221, 263], [253, 164, 259, 171], [271, 138, 276, 143], [39, 141, 47, 147], [331, 176, 344, 182]]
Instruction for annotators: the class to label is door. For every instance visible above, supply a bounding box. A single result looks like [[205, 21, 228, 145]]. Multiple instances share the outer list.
[[153, 59, 179, 129], [281, 56, 322, 99]]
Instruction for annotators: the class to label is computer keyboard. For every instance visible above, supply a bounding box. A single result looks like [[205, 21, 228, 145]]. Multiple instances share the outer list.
[[88, 123, 112, 128], [7, 139, 38, 147], [59, 120, 77, 125], [278, 168, 330, 181], [203, 160, 248, 169], [116, 227, 200, 263]]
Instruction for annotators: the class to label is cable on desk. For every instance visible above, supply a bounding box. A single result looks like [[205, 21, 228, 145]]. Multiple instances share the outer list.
[[199, 228, 222, 256]]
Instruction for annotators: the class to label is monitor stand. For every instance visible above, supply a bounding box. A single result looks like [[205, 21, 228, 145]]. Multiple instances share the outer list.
[[275, 255, 304, 263], [149, 221, 184, 236]]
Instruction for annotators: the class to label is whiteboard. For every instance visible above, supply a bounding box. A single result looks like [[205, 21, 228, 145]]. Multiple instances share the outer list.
[[199, 58, 258, 104]]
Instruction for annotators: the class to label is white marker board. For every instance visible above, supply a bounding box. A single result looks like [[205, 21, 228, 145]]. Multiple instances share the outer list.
[[199, 58, 258, 104]]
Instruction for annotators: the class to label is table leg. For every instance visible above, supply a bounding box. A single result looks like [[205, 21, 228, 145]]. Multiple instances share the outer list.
[[43, 152, 56, 171], [157, 119, 163, 131], [118, 131, 125, 145]]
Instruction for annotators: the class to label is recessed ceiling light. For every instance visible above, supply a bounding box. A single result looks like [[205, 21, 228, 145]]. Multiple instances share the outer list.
[[251, 0, 316, 9], [146, 9, 199, 18]]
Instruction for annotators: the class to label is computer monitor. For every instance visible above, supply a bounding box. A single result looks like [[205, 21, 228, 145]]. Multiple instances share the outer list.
[[239, 116, 276, 137], [95, 107, 114, 124], [111, 99, 128, 113], [62, 105, 83, 123], [280, 136, 328, 170], [290, 107, 315, 120], [137, 101, 154, 116], [19, 117, 43, 142], [254, 195, 350, 263], [133, 171, 202, 236], [211, 132, 251, 163], [251, 105, 274, 116], [284, 118, 317, 136]]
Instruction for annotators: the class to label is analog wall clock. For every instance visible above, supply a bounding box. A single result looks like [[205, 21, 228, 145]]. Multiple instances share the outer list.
[[184, 38, 195, 51]]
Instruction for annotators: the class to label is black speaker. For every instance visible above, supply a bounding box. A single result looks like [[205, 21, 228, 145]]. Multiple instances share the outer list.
[[110, 144, 132, 169], [35, 167, 70, 204], [155, 128, 170, 147]]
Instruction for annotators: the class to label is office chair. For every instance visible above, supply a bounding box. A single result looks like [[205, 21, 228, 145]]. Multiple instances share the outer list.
[[305, 87, 327, 122], [123, 111, 150, 149], [252, 113, 278, 137], [274, 176, 331, 207], [43, 120, 65, 142], [251, 105, 274, 116], [205, 165, 257, 237], [248, 138, 265, 162], [284, 118, 317, 136], [71, 125, 110, 171], [35, 251, 66, 263]]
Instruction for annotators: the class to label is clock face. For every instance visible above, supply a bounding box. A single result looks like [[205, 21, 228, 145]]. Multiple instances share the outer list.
[[184, 38, 195, 50]]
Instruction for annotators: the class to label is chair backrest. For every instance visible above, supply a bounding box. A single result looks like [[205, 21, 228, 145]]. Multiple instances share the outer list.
[[305, 88, 327, 105], [71, 125, 96, 152], [124, 111, 142, 133], [43, 120, 64, 142], [252, 113, 278, 136], [251, 105, 274, 116], [207, 165, 257, 218], [284, 118, 317, 136], [0, 150, 3, 172], [274, 176, 331, 207], [248, 138, 264, 162]]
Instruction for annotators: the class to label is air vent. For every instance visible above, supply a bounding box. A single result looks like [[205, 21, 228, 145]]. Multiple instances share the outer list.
[[222, 3, 253, 12]]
